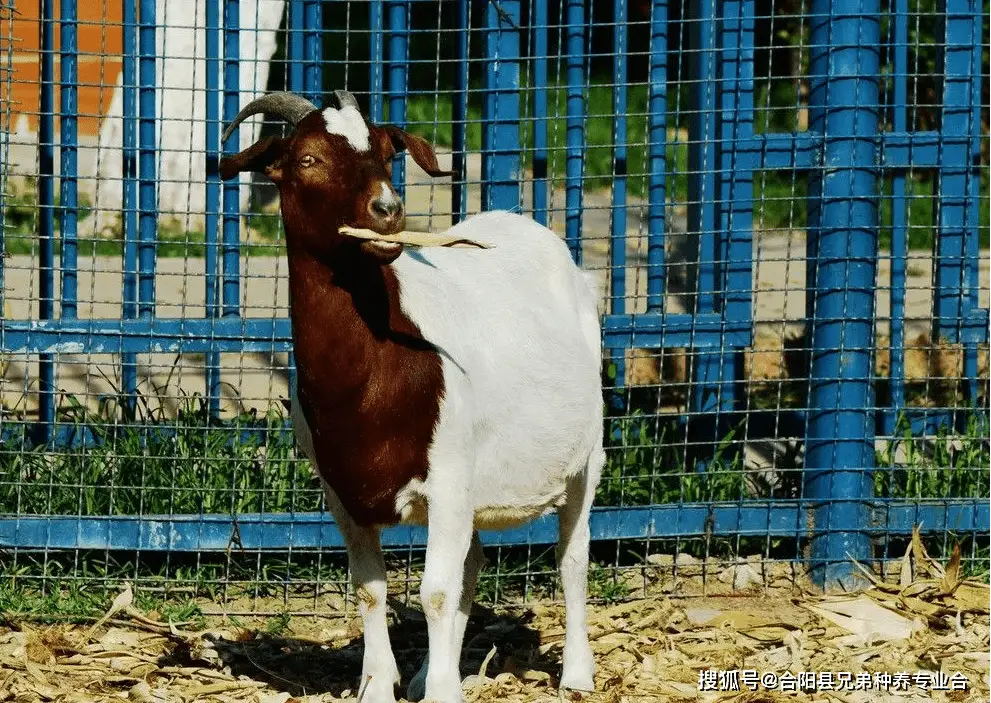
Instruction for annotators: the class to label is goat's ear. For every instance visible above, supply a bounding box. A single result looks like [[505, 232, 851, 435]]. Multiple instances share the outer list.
[[219, 136, 287, 181], [382, 126, 452, 178]]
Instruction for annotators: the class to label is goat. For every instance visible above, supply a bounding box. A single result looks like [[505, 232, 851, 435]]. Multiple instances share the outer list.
[[219, 90, 604, 703]]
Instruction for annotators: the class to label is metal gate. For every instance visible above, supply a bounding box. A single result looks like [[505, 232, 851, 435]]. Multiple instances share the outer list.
[[0, 0, 987, 597]]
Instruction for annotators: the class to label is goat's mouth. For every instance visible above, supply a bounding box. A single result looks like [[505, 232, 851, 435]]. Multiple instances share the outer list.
[[348, 215, 407, 238], [361, 239, 404, 258], [340, 222, 407, 261]]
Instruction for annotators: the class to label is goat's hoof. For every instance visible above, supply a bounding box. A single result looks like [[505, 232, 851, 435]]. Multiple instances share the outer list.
[[418, 676, 463, 703], [560, 667, 595, 693], [561, 641, 595, 692], [358, 670, 400, 703]]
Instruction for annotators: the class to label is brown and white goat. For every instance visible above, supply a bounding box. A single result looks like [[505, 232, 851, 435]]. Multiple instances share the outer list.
[[219, 90, 604, 703]]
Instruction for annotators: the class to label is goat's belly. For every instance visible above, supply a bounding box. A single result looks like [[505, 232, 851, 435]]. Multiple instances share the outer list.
[[394, 477, 568, 530]]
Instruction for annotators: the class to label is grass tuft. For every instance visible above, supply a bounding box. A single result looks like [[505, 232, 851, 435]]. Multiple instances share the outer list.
[[0, 383, 986, 616]]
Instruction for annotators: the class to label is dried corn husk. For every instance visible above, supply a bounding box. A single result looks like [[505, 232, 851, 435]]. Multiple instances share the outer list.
[[1, 548, 987, 703], [338, 225, 492, 249]]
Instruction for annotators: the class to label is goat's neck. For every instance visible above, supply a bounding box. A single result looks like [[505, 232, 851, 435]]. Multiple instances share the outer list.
[[284, 243, 403, 402]]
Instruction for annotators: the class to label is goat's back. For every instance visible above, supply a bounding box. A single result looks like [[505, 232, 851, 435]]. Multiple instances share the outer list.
[[390, 211, 603, 527]]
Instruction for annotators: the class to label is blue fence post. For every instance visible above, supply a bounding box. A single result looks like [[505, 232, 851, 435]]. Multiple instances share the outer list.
[[303, 0, 322, 105], [205, 0, 222, 416], [803, 0, 880, 590], [138, 0, 157, 320], [452, 0, 471, 225], [686, 0, 725, 469], [563, 0, 584, 262], [608, 0, 629, 403], [368, 0, 384, 123], [222, 0, 241, 319], [888, 0, 909, 417], [717, 0, 756, 454], [121, 0, 139, 415], [646, 0, 668, 314], [387, 0, 409, 197], [288, 0, 322, 103], [481, 0, 521, 213], [530, 0, 549, 227], [934, 0, 985, 410], [60, 0, 79, 322], [288, 0, 304, 95], [37, 0, 56, 441]]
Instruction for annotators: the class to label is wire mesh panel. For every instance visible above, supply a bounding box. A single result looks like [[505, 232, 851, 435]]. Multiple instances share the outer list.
[[0, 0, 987, 617]]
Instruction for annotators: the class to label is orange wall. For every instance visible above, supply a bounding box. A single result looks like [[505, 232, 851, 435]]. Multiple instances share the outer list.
[[10, 0, 124, 136]]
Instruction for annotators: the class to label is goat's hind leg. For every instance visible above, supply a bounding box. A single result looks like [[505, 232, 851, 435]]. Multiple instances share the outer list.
[[556, 449, 603, 691]]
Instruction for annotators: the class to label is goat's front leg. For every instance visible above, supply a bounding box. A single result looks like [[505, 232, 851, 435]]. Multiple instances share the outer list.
[[323, 486, 400, 702], [408, 530, 484, 701], [419, 489, 474, 703]]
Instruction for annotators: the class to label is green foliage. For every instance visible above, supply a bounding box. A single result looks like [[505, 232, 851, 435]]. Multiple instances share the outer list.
[[264, 611, 292, 636], [875, 413, 991, 500], [0, 392, 321, 518], [245, 211, 285, 242], [598, 410, 748, 507], [0, 177, 284, 258], [401, 79, 979, 248], [1, 177, 95, 236], [587, 563, 629, 604], [402, 82, 691, 208]]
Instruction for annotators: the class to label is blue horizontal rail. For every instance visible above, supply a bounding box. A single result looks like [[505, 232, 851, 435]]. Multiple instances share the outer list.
[[4, 308, 985, 357], [737, 131, 978, 172], [603, 314, 753, 348], [0, 314, 753, 355], [0, 318, 293, 354], [0, 501, 985, 552]]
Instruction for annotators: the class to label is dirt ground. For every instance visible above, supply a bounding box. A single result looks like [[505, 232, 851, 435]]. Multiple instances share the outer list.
[[1, 538, 988, 703]]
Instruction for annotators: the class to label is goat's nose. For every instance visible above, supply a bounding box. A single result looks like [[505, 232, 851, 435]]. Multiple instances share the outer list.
[[370, 195, 402, 219]]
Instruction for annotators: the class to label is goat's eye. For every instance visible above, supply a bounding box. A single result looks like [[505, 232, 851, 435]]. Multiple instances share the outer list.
[[298, 155, 315, 168]]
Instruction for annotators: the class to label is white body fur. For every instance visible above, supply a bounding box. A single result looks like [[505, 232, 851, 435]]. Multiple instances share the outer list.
[[293, 210, 603, 703], [391, 210, 603, 529]]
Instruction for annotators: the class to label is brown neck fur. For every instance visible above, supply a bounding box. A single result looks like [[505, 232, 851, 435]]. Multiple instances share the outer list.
[[283, 219, 444, 527]]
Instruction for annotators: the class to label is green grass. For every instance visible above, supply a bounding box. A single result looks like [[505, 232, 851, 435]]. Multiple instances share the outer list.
[[596, 410, 750, 506], [875, 413, 990, 500], [0, 393, 320, 518], [263, 610, 292, 636], [587, 563, 630, 604], [2, 382, 985, 518], [0, 384, 986, 616]]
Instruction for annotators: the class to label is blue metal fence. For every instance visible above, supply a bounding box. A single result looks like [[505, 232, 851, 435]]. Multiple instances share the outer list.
[[0, 0, 987, 596]]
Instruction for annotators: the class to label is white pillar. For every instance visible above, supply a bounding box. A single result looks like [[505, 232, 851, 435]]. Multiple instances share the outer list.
[[89, 0, 286, 236]]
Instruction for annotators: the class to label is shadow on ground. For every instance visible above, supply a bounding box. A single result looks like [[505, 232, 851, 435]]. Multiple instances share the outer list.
[[160, 605, 546, 699]]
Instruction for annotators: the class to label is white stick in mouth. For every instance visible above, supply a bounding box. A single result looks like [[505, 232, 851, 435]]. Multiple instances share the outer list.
[[338, 226, 492, 249]]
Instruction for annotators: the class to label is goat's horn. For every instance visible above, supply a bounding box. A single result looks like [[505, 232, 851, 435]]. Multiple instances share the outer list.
[[334, 90, 360, 111], [220, 91, 318, 144]]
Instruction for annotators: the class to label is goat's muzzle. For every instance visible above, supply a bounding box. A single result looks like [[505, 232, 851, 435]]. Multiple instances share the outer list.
[[363, 183, 406, 236]]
